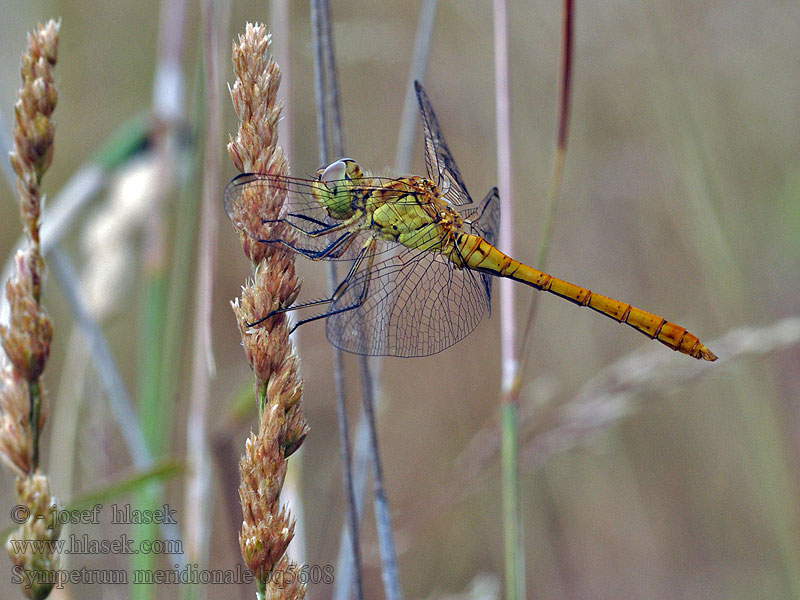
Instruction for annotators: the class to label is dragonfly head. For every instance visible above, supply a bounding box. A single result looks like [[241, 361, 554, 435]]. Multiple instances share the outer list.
[[313, 158, 363, 221], [317, 158, 364, 183]]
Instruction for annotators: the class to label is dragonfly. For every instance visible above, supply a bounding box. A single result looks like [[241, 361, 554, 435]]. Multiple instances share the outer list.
[[224, 81, 717, 361]]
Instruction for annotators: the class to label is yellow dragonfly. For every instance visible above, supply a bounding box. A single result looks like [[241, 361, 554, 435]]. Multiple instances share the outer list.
[[224, 82, 717, 361]]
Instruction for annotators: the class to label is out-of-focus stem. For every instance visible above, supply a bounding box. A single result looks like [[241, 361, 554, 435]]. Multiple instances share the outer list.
[[514, 0, 574, 399], [310, 2, 365, 598], [29, 380, 40, 470], [394, 0, 439, 174], [492, 0, 524, 599]]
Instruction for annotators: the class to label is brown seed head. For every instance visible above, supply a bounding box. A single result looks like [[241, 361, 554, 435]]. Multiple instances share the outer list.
[[0, 366, 32, 476], [238, 410, 297, 582], [0, 251, 52, 381], [228, 24, 307, 598], [265, 555, 307, 598], [10, 19, 60, 245]]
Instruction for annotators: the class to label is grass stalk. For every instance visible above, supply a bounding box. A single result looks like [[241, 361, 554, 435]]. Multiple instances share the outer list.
[[515, 0, 574, 394], [162, 62, 204, 475], [332, 3, 439, 596], [312, 1, 404, 598], [132, 0, 190, 594], [226, 23, 309, 599], [132, 250, 169, 600], [359, 357, 401, 600], [310, 2, 365, 598], [495, 2, 573, 596], [1, 19, 62, 600], [394, 0, 439, 174], [180, 2, 228, 590], [492, 0, 523, 597]]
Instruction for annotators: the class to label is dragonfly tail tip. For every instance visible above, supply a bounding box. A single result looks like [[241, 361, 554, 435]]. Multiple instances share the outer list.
[[699, 346, 718, 362]]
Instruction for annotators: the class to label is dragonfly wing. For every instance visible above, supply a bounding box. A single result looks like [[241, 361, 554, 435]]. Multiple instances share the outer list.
[[460, 187, 501, 312], [224, 173, 368, 260], [467, 187, 501, 246], [326, 241, 489, 357], [414, 81, 472, 206]]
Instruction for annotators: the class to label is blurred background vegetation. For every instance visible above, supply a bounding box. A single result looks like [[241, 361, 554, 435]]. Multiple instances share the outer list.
[[1, 1, 799, 598]]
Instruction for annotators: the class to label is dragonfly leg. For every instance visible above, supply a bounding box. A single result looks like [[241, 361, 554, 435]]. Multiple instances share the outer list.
[[263, 214, 342, 236], [245, 238, 375, 329], [259, 231, 357, 261], [264, 213, 363, 239], [287, 239, 377, 333], [257, 213, 364, 258], [287, 287, 365, 333]]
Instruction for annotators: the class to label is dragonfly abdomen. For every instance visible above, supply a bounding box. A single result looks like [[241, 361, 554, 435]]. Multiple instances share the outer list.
[[457, 233, 717, 361]]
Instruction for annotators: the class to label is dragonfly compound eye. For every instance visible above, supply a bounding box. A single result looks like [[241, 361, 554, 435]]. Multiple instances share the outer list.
[[319, 159, 349, 184]]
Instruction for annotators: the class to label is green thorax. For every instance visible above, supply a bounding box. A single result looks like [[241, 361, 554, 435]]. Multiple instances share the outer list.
[[312, 159, 462, 254], [370, 177, 464, 256]]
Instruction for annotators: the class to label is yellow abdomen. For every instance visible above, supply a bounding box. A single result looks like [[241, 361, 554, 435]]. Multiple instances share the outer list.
[[456, 233, 717, 361]]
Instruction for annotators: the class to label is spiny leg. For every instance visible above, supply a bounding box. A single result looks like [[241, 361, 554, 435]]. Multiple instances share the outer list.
[[258, 230, 358, 261], [263, 211, 361, 238], [278, 211, 331, 230], [246, 238, 376, 329], [263, 214, 342, 236], [283, 240, 376, 333]]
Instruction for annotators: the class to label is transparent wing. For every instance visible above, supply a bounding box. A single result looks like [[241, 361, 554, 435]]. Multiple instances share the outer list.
[[224, 173, 428, 261], [460, 186, 501, 311], [462, 187, 500, 246], [414, 81, 473, 206], [326, 239, 490, 357]]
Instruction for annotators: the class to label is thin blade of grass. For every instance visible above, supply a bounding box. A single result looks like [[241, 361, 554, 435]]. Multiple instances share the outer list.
[[48, 246, 186, 567], [132, 1, 189, 594], [394, 0, 439, 175], [496, 4, 573, 596], [310, 2, 365, 599], [181, 1, 227, 594], [514, 0, 574, 397], [333, 3, 439, 597], [312, 2, 402, 598], [132, 253, 169, 600], [68, 460, 185, 512], [492, 0, 524, 598]]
